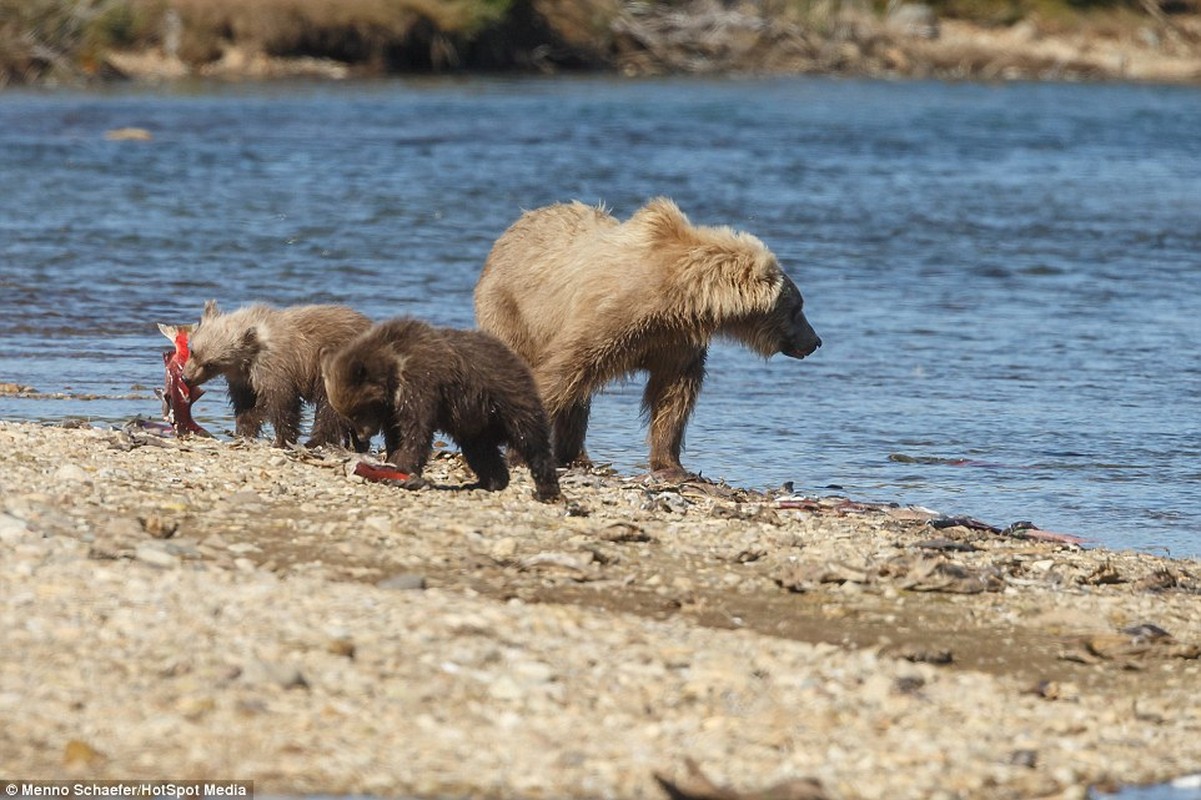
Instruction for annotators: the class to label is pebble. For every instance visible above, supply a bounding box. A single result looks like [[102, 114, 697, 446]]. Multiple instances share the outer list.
[[376, 573, 427, 591], [227, 542, 261, 554], [55, 464, 91, 483], [134, 543, 180, 568], [0, 512, 31, 543], [490, 536, 519, 560], [363, 515, 392, 534], [0, 420, 1198, 800]]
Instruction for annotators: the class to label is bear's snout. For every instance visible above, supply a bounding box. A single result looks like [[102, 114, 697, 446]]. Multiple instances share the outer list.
[[782, 321, 821, 359], [783, 336, 821, 359]]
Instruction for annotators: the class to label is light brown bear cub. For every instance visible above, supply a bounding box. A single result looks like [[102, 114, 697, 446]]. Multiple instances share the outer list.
[[183, 300, 371, 448], [474, 197, 821, 479], [322, 318, 561, 502]]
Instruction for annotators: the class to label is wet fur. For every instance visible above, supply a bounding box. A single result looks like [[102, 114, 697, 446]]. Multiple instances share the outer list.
[[474, 197, 821, 475], [322, 318, 561, 502], [183, 300, 371, 448]]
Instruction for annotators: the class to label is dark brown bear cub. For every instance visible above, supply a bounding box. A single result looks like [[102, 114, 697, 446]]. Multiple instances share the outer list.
[[322, 318, 561, 502]]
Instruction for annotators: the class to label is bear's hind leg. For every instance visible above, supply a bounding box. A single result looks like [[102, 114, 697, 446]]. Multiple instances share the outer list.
[[552, 399, 592, 468], [508, 413, 561, 502], [258, 383, 303, 448], [525, 450, 561, 502], [461, 438, 510, 492], [268, 398, 304, 448], [307, 399, 351, 448]]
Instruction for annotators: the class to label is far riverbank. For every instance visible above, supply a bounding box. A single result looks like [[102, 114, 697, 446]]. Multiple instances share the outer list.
[[4, 0, 1201, 86]]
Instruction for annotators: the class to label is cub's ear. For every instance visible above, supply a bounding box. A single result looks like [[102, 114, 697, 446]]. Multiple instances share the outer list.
[[202, 299, 221, 321], [241, 327, 260, 352], [353, 360, 371, 386]]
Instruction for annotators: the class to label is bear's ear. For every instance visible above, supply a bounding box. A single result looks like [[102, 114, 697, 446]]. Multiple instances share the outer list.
[[202, 299, 221, 321], [353, 360, 370, 386], [241, 326, 260, 353]]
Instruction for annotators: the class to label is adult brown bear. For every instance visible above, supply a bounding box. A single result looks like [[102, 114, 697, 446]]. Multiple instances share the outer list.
[[474, 197, 821, 479]]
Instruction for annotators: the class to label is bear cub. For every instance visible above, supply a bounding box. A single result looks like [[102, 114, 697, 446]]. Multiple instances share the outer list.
[[322, 318, 561, 502], [184, 300, 372, 448]]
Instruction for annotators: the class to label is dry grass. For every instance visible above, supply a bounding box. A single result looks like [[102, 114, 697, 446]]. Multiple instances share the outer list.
[[0, 0, 163, 83], [0, 0, 519, 82]]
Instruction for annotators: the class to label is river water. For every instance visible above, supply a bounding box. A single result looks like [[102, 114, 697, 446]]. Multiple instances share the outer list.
[[1, 76, 1199, 559]]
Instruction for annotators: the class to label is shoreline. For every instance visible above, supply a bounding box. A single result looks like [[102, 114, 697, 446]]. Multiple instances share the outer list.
[[2, 419, 1200, 798], [88, 19, 1201, 87]]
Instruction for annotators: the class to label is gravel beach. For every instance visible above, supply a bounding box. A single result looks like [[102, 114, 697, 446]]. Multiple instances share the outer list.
[[2, 419, 1199, 799]]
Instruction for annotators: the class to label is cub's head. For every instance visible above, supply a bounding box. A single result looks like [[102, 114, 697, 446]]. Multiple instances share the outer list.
[[183, 300, 264, 386], [322, 338, 395, 443]]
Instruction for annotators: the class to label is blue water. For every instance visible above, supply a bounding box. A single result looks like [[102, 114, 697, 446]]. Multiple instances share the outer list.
[[1, 76, 1199, 558]]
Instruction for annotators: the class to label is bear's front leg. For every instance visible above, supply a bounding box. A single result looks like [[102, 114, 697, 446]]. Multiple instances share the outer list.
[[347, 429, 371, 454], [229, 379, 263, 439], [382, 409, 434, 489], [643, 348, 707, 477]]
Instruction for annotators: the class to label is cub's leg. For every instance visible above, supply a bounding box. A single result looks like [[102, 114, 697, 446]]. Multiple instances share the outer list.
[[460, 437, 510, 492], [506, 409, 561, 502], [308, 399, 352, 448], [347, 429, 371, 453], [229, 379, 263, 439], [266, 395, 303, 448], [382, 405, 435, 488]]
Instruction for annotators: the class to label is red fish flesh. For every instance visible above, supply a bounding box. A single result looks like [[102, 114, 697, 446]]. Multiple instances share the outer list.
[[156, 323, 211, 438], [353, 461, 412, 484]]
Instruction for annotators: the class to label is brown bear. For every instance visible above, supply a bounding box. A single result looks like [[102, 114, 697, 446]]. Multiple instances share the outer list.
[[474, 197, 821, 479], [183, 300, 372, 448], [321, 318, 562, 502]]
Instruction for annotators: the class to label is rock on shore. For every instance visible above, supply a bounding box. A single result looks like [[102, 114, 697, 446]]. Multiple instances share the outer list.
[[1, 420, 1199, 799]]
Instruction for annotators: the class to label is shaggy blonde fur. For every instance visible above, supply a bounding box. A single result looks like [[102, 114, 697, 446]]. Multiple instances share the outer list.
[[183, 300, 371, 448], [474, 197, 821, 475]]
